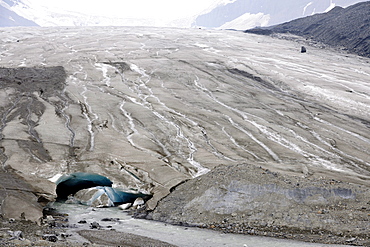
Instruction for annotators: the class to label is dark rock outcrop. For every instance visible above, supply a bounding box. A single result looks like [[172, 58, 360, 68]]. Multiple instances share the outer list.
[[246, 2, 370, 58]]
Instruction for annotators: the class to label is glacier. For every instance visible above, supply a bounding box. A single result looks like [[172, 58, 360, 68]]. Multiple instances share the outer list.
[[0, 26, 369, 224]]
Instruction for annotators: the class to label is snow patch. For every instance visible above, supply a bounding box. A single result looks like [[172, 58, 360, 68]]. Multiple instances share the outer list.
[[325, 0, 336, 12], [219, 12, 270, 30], [303, 2, 313, 15]]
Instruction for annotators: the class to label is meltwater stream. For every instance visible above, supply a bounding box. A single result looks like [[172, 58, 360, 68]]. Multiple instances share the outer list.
[[52, 203, 349, 247]]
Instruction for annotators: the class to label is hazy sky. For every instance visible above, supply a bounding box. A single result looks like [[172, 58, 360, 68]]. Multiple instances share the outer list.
[[28, 0, 229, 19]]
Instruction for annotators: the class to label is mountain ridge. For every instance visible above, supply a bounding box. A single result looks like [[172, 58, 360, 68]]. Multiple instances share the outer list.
[[195, 0, 368, 29], [246, 1, 370, 58], [1, 0, 369, 29], [0, 0, 38, 26]]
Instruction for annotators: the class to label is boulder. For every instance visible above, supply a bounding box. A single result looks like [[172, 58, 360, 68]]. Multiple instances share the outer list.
[[1, 194, 43, 224], [118, 203, 132, 210], [132, 197, 145, 209], [0, 170, 56, 224], [8, 230, 23, 240], [42, 234, 58, 242], [90, 221, 101, 229]]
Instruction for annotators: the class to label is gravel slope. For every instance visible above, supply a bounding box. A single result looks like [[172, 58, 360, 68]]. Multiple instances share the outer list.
[[246, 1, 370, 58], [147, 163, 370, 246]]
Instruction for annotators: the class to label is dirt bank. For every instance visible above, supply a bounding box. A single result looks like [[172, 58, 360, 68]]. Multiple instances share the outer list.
[[145, 163, 370, 246]]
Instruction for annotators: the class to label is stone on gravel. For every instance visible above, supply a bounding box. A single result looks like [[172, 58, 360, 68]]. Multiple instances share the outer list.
[[133, 197, 145, 208], [9, 230, 23, 240], [90, 221, 101, 229], [118, 203, 132, 210], [42, 234, 58, 242]]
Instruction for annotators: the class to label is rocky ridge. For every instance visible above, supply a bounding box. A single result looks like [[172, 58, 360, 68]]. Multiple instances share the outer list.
[[246, 1, 370, 58]]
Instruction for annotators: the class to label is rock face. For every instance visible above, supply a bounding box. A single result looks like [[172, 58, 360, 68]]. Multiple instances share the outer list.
[[0, 170, 55, 223], [246, 2, 370, 58], [0, 26, 369, 225], [148, 163, 370, 244]]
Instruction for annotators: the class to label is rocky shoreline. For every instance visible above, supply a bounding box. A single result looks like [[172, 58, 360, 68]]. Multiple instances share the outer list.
[[0, 214, 176, 246]]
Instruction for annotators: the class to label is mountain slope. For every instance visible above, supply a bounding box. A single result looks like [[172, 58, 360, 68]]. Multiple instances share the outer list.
[[195, 0, 368, 29], [0, 0, 232, 27], [247, 1, 370, 58], [0, 0, 38, 27], [2, 0, 368, 29]]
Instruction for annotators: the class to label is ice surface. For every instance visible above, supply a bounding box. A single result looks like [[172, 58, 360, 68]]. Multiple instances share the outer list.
[[56, 172, 113, 199], [72, 186, 151, 207]]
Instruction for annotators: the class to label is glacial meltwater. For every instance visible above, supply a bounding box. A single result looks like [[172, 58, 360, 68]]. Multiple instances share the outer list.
[[50, 202, 350, 247]]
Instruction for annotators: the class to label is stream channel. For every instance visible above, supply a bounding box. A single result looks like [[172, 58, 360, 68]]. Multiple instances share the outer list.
[[51, 202, 350, 247]]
